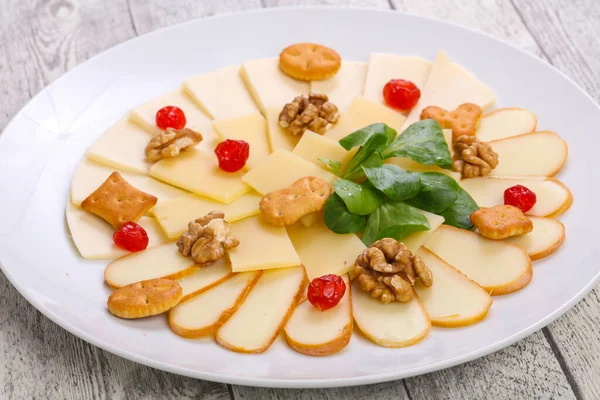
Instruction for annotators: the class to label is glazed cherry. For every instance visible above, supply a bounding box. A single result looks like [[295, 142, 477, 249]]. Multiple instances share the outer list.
[[504, 185, 537, 212], [214, 139, 250, 172], [307, 274, 346, 311], [383, 79, 421, 112], [156, 106, 186, 130], [113, 222, 149, 252]]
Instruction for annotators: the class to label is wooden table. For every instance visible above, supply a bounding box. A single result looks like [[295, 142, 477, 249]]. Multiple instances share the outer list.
[[1, 1, 598, 398]]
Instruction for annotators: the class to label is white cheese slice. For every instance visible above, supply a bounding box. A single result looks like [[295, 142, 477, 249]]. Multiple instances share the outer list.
[[70, 158, 186, 210], [477, 108, 537, 142], [352, 284, 431, 348], [104, 242, 196, 288], [287, 222, 365, 280], [240, 57, 309, 113], [310, 61, 368, 111], [228, 216, 302, 272], [363, 54, 432, 108], [504, 217, 565, 260], [242, 150, 337, 195], [86, 117, 152, 174], [169, 271, 261, 338], [183, 65, 259, 120], [459, 177, 572, 218], [129, 89, 217, 151], [401, 210, 445, 252], [212, 113, 270, 167], [414, 248, 492, 327], [216, 266, 306, 353], [149, 149, 250, 204], [176, 258, 234, 301], [403, 50, 496, 128], [152, 192, 261, 239], [325, 96, 407, 142], [66, 202, 168, 260], [284, 275, 352, 356], [292, 130, 351, 170]]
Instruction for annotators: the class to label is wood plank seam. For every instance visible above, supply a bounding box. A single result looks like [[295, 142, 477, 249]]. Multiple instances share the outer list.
[[543, 329, 585, 400]]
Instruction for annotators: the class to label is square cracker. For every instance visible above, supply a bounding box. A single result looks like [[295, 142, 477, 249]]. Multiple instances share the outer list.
[[81, 172, 158, 228]]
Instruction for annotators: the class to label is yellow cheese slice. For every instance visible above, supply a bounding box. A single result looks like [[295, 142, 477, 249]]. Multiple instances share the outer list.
[[152, 192, 261, 239], [505, 217, 565, 260], [477, 108, 537, 142], [129, 89, 217, 151], [169, 271, 261, 338], [149, 149, 250, 204], [70, 158, 186, 210], [176, 258, 234, 301], [216, 266, 306, 353], [287, 222, 366, 280], [228, 216, 302, 272], [242, 150, 337, 195], [310, 61, 368, 110], [403, 50, 496, 128], [86, 117, 152, 174], [423, 225, 532, 295], [66, 202, 168, 260], [489, 131, 568, 177], [240, 57, 309, 113], [459, 177, 572, 218], [292, 130, 351, 170], [385, 158, 461, 182], [212, 113, 270, 167], [401, 210, 445, 252], [183, 65, 259, 120], [104, 242, 196, 288], [363, 54, 432, 107], [265, 107, 301, 152], [352, 284, 431, 348], [284, 275, 352, 356], [414, 248, 492, 327], [325, 96, 407, 142]]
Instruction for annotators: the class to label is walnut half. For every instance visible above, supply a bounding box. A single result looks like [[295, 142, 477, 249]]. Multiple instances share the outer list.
[[176, 211, 239, 265], [453, 135, 499, 178], [354, 238, 433, 304], [278, 93, 340, 136], [145, 128, 203, 162]]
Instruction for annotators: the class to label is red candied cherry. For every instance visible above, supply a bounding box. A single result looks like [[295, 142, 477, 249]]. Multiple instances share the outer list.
[[156, 106, 186, 130], [214, 139, 250, 172], [113, 222, 149, 252], [383, 79, 421, 112], [504, 185, 537, 212], [307, 274, 346, 311]]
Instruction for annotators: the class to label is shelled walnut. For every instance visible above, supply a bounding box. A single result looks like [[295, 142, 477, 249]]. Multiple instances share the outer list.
[[176, 211, 239, 265], [145, 127, 203, 162], [354, 238, 432, 304], [278, 93, 340, 136], [453, 135, 499, 178]]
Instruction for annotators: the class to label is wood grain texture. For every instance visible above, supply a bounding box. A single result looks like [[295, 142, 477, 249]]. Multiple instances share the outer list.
[[511, 1, 600, 398], [0, 0, 597, 399]]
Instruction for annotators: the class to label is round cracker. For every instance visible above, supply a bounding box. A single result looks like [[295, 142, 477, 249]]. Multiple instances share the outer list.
[[108, 278, 182, 319], [279, 43, 341, 81]]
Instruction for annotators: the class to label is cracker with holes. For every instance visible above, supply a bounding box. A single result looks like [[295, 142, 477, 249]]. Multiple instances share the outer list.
[[81, 172, 158, 228], [470, 205, 533, 240], [279, 43, 341, 81], [260, 176, 331, 226], [420, 103, 482, 140], [107, 278, 182, 319]]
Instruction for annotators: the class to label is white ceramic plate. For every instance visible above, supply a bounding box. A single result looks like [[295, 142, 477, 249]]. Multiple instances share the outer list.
[[0, 7, 598, 389]]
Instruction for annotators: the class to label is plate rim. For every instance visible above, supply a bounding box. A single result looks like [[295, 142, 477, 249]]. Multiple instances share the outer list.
[[0, 5, 598, 389]]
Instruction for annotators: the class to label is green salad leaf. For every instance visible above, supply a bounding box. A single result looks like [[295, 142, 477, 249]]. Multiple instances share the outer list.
[[363, 164, 421, 201], [440, 189, 480, 230], [340, 123, 396, 180], [362, 202, 430, 246], [323, 193, 367, 234], [318, 158, 342, 176], [339, 123, 397, 150], [381, 119, 453, 169], [405, 172, 460, 213], [334, 179, 385, 215]]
